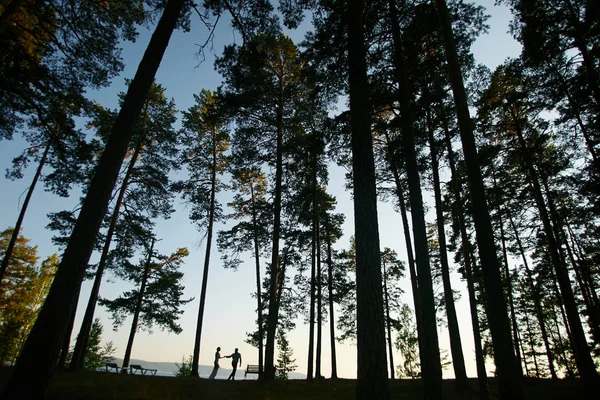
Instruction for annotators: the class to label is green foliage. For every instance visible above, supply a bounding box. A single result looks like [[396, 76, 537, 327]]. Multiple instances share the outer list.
[[100, 247, 192, 334], [394, 304, 421, 379], [275, 330, 297, 379], [0, 228, 57, 364], [175, 354, 194, 377], [80, 319, 116, 371]]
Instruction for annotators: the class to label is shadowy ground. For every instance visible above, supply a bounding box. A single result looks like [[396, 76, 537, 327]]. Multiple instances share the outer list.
[[0, 367, 594, 399]]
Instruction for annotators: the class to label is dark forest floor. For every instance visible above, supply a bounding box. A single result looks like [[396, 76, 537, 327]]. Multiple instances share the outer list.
[[0, 368, 595, 399]]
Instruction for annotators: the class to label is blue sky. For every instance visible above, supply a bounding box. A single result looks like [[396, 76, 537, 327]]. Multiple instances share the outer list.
[[0, 0, 521, 379]]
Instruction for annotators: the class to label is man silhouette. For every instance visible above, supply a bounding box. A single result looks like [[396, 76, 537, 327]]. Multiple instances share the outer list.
[[225, 348, 242, 380], [208, 346, 222, 379]]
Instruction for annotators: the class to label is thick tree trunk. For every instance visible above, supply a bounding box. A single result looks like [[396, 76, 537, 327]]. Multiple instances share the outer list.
[[441, 111, 489, 400], [264, 87, 285, 380], [0, 1, 184, 396], [250, 182, 264, 376], [346, 1, 389, 398], [326, 216, 338, 379], [426, 107, 467, 389], [0, 141, 50, 284], [122, 239, 155, 373], [191, 128, 219, 377], [388, 2, 442, 398], [70, 137, 145, 371], [434, 1, 524, 398], [57, 288, 80, 369]]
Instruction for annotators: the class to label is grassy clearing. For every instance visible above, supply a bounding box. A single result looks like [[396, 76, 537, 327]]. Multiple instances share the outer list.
[[0, 368, 594, 399]]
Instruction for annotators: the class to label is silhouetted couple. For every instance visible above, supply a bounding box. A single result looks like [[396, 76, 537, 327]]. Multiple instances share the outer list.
[[208, 346, 242, 380]]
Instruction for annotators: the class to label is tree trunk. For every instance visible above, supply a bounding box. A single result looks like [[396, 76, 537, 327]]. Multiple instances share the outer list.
[[0, 1, 184, 396], [250, 181, 264, 377], [441, 110, 489, 400], [346, 1, 389, 398], [326, 215, 338, 379], [521, 302, 540, 378], [263, 83, 285, 381], [0, 141, 50, 284], [191, 127, 219, 377], [434, 1, 524, 398], [316, 210, 323, 379], [426, 107, 467, 389], [57, 288, 80, 369], [122, 238, 155, 373], [388, 2, 442, 397], [70, 136, 145, 371], [382, 259, 395, 379], [307, 146, 317, 381]]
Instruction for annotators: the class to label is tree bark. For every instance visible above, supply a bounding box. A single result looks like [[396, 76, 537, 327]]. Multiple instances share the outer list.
[[346, 1, 389, 398], [434, 1, 524, 398], [0, 0, 185, 396]]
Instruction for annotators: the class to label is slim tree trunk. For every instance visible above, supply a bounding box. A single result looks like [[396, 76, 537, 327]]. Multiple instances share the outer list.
[[382, 259, 395, 379], [0, 1, 185, 396], [307, 149, 317, 381], [0, 141, 50, 284], [191, 127, 219, 377], [250, 181, 264, 376], [70, 136, 145, 371], [426, 107, 467, 389], [346, 1, 389, 398], [121, 238, 155, 373], [434, 1, 524, 398], [316, 218, 323, 379], [264, 85, 285, 380], [441, 110, 489, 400], [389, 2, 442, 397], [326, 215, 338, 379], [521, 302, 540, 378]]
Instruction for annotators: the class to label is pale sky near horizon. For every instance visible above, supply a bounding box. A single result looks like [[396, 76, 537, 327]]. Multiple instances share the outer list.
[[0, 0, 522, 379]]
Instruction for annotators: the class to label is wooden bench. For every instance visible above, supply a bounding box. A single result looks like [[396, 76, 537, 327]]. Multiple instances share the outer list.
[[245, 364, 261, 378], [105, 362, 119, 373], [129, 364, 158, 375]]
